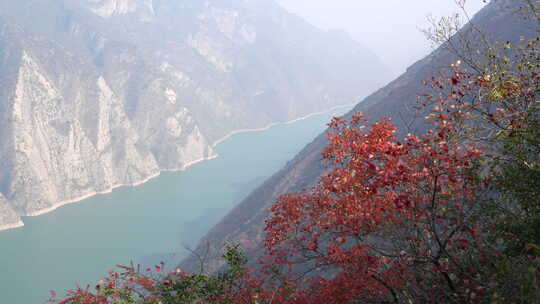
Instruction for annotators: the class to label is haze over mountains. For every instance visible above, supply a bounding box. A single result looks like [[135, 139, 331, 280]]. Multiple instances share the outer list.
[[181, 0, 538, 273], [0, 0, 391, 229], [278, 0, 486, 76]]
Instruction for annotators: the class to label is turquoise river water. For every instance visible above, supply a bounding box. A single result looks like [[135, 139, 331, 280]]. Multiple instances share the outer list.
[[0, 107, 350, 304]]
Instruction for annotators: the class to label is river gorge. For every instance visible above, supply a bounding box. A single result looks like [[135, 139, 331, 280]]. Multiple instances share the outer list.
[[0, 107, 349, 304]]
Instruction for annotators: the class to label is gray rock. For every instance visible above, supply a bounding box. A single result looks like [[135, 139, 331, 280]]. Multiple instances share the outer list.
[[0, 0, 391, 228]]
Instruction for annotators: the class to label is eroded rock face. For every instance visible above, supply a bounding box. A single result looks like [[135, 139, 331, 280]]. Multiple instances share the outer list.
[[0, 194, 22, 230], [0, 0, 391, 228], [89, 0, 139, 17]]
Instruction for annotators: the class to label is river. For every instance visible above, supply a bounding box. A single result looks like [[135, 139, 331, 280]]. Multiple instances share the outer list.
[[0, 107, 350, 304]]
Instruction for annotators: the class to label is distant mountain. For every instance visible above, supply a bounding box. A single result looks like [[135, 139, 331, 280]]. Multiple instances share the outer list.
[[0, 0, 391, 229], [181, 0, 539, 273]]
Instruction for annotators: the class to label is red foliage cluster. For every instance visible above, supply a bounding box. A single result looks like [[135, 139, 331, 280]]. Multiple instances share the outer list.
[[263, 111, 487, 303], [421, 63, 538, 144]]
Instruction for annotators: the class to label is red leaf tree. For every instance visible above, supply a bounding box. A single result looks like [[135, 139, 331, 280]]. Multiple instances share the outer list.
[[264, 112, 489, 303]]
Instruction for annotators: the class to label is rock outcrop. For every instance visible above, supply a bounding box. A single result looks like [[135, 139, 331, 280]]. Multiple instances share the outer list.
[[0, 0, 391, 228]]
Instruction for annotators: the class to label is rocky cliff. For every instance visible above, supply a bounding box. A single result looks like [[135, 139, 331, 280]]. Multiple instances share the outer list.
[[0, 0, 391, 229], [180, 0, 539, 273]]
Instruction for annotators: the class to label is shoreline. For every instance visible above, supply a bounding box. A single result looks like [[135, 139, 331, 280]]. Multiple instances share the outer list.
[[211, 103, 355, 148], [22, 153, 219, 218], [2, 104, 353, 232], [0, 220, 25, 231]]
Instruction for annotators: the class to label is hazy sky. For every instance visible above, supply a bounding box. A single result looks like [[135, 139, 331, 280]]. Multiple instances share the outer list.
[[277, 0, 487, 76]]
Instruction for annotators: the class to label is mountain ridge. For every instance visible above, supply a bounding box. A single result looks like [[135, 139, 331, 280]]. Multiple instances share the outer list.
[[0, 0, 391, 230]]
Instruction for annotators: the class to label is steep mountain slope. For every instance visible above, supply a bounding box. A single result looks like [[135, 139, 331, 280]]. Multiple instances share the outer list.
[[0, 0, 391, 229], [181, 0, 539, 273]]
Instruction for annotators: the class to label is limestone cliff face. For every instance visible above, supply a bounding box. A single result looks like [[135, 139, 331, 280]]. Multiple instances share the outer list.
[[88, 0, 147, 18], [0, 194, 21, 230], [0, 0, 391, 228]]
